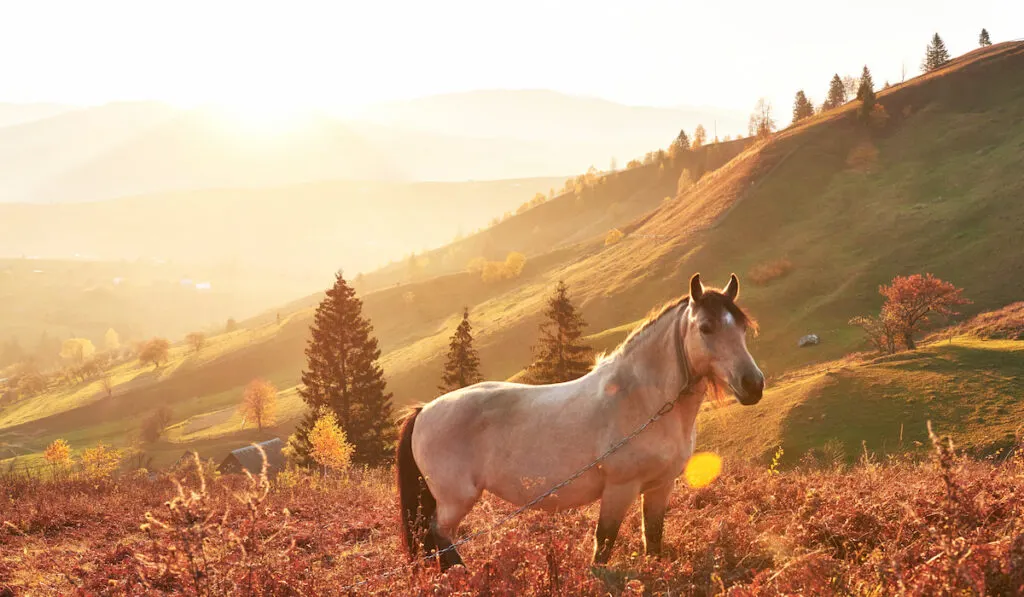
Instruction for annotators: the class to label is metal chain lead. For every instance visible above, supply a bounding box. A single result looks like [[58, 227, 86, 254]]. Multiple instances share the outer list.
[[339, 397, 678, 592]]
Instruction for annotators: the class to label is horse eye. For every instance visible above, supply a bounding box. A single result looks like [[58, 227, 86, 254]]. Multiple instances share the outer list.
[[699, 323, 713, 335]]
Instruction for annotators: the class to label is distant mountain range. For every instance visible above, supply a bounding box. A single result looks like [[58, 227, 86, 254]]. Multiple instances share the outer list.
[[0, 91, 745, 204]]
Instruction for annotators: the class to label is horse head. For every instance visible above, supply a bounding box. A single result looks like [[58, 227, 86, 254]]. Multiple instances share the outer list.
[[681, 272, 764, 405]]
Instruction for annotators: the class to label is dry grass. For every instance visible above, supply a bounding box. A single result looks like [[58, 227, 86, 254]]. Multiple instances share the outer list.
[[932, 302, 1024, 341], [2, 439, 1023, 596]]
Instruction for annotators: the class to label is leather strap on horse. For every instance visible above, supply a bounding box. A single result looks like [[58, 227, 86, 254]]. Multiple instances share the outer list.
[[672, 300, 695, 409]]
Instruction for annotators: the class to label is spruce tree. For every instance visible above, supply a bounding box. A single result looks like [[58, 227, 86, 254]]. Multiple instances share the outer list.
[[525, 281, 593, 384], [792, 90, 814, 123], [291, 271, 396, 466], [855, 66, 874, 101], [671, 129, 690, 153], [823, 74, 847, 110], [438, 307, 482, 393], [856, 66, 876, 121], [979, 28, 991, 47], [922, 33, 951, 72]]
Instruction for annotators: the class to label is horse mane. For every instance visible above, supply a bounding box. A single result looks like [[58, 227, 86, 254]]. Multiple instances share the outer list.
[[595, 289, 756, 366]]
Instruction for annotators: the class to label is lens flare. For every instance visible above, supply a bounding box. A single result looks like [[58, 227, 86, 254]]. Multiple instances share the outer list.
[[684, 452, 722, 488]]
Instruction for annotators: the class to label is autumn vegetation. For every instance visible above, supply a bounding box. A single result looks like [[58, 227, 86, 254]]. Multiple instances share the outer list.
[[746, 258, 794, 286], [2, 430, 1022, 595], [851, 273, 970, 353]]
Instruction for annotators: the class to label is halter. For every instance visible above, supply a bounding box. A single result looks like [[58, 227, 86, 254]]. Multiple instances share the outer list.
[[673, 301, 695, 401]]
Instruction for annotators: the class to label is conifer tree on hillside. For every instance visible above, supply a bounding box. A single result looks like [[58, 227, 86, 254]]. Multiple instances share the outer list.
[[792, 90, 814, 123], [979, 28, 991, 47], [857, 65, 876, 121], [289, 271, 396, 467], [671, 129, 690, 154], [438, 307, 483, 393], [524, 281, 593, 384], [922, 33, 951, 72], [823, 74, 847, 110]]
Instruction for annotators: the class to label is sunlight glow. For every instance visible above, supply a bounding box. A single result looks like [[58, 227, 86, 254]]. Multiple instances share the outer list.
[[213, 100, 316, 136]]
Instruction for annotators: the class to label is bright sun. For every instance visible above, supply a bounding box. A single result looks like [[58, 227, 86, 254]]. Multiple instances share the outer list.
[[216, 99, 315, 135]]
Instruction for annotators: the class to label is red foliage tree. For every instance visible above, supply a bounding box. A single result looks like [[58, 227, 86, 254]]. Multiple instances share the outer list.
[[879, 273, 970, 349]]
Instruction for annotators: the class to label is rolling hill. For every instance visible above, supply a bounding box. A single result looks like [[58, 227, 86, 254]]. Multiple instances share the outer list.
[[2, 41, 1023, 471], [0, 176, 564, 349]]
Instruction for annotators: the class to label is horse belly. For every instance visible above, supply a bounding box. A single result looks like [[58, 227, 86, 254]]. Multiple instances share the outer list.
[[485, 465, 605, 512]]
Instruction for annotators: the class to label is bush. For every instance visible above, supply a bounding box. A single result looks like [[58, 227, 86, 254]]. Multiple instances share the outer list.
[[869, 104, 890, 130], [604, 228, 624, 246], [677, 168, 695, 196], [479, 252, 528, 283], [846, 141, 879, 172], [748, 258, 794, 285], [185, 332, 206, 354], [308, 411, 354, 473], [138, 338, 171, 368], [81, 443, 122, 480], [43, 439, 72, 468]]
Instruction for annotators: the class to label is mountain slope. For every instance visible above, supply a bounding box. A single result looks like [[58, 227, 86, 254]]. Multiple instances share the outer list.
[[3, 42, 1023, 469]]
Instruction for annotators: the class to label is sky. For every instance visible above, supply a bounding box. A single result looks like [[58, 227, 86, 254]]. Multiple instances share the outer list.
[[0, 0, 1018, 119]]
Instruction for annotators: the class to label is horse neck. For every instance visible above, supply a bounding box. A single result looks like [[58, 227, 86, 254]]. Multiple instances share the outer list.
[[608, 305, 689, 408]]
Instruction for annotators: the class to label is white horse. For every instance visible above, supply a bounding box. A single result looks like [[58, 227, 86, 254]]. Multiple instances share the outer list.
[[397, 273, 764, 569]]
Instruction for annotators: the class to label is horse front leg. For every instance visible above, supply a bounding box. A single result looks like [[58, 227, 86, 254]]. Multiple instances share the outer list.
[[593, 482, 641, 566], [641, 481, 673, 557]]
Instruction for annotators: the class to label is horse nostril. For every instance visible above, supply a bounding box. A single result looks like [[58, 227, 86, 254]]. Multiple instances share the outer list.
[[741, 375, 764, 398]]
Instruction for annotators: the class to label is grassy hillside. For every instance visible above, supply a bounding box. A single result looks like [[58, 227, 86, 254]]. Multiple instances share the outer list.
[[3, 42, 1023, 471], [700, 335, 1024, 466]]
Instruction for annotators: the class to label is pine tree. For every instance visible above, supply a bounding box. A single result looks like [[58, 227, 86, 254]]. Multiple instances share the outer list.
[[979, 28, 991, 47], [792, 90, 814, 123], [438, 307, 482, 393], [856, 66, 874, 102], [823, 74, 847, 110], [922, 33, 951, 72], [856, 66, 876, 122], [524, 281, 593, 384], [671, 129, 690, 154], [291, 271, 396, 466]]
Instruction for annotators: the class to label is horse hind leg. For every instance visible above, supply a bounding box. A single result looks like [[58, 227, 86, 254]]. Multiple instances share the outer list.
[[431, 489, 479, 571]]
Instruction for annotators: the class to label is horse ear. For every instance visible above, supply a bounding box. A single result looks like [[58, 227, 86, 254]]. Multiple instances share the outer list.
[[724, 273, 739, 301], [689, 273, 704, 302]]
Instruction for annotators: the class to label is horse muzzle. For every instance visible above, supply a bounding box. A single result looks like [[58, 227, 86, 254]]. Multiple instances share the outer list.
[[735, 373, 764, 405]]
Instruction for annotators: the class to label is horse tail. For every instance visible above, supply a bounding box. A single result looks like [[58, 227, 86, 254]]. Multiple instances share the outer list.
[[396, 406, 437, 559]]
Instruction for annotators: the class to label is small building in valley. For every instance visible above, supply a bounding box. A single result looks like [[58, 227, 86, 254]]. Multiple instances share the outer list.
[[218, 438, 285, 477]]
